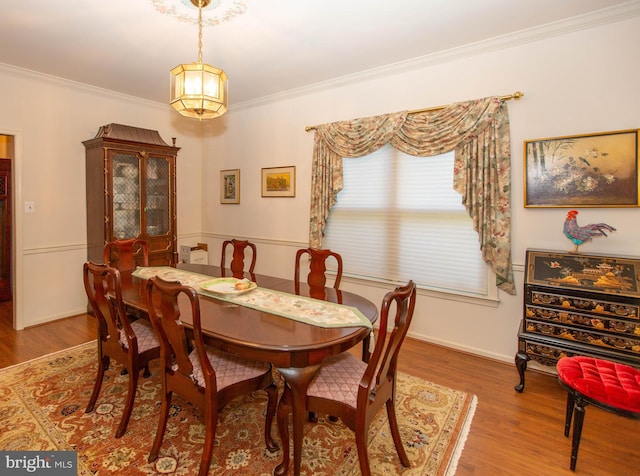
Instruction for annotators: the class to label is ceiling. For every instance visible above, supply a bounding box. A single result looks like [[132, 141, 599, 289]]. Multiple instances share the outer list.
[[0, 0, 635, 106]]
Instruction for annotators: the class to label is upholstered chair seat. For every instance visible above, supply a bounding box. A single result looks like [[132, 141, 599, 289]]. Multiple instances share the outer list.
[[557, 357, 640, 412], [119, 319, 159, 353], [556, 356, 640, 471], [307, 353, 368, 409], [186, 347, 273, 390]]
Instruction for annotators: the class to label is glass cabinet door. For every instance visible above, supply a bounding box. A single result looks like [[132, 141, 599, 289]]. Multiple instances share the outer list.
[[112, 153, 141, 239], [145, 156, 170, 236]]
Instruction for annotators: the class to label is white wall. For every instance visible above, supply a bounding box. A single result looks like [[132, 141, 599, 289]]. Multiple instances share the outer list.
[[200, 13, 640, 364], [0, 67, 205, 328]]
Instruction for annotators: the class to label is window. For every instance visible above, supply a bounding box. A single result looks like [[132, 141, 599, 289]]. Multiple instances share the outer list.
[[323, 144, 492, 297]]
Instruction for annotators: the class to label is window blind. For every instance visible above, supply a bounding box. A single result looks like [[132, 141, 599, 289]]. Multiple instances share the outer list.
[[323, 144, 489, 296]]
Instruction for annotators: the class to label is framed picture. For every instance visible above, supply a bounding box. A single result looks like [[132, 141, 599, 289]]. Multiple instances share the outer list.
[[261, 166, 296, 197], [524, 129, 639, 207], [220, 169, 240, 204]]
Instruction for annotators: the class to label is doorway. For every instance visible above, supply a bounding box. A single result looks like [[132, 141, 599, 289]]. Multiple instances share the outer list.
[[0, 158, 10, 300], [0, 135, 13, 307]]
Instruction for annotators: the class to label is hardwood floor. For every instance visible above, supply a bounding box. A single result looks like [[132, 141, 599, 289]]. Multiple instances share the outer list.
[[0, 303, 637, 475], [0, 301, 94, 368], [397, 340, 640, 476]]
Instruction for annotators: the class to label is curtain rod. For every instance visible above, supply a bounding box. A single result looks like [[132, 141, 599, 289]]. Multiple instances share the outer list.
[[305, 91, 524, 132]]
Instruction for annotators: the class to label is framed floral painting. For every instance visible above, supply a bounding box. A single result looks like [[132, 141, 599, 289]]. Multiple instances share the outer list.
[[220, 169, 240, 204], [524, 129, 639, 207]]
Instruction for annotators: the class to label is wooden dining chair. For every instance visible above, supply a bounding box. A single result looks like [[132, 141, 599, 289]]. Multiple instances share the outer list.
[[294, 247, 343, 294], [83, 261, 160, 438], [295, 248, 369, 360], [103, 238, 149, 275], [276, 280, 417, 476], [145, 276, 278, 476], [220, 238, 257, 279]]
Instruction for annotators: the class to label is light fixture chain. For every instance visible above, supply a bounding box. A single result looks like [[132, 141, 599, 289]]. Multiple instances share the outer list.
[[197, 0, 203, 63]]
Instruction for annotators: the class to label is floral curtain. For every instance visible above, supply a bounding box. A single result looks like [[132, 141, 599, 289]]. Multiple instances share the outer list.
[[309, 96, 515, 295]]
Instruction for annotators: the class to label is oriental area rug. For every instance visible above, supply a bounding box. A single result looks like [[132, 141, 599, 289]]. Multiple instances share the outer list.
[[0, 342, 476, 475]]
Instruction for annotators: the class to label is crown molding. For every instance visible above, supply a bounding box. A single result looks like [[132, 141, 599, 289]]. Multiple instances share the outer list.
[[0, 62, 167, 111], [233, 1, 640, 111]]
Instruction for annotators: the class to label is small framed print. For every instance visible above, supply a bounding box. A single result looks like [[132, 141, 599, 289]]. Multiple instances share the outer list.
[[220, 169, 240, 204], [524, 129, 639, 207], [261, 166, 296, 197]]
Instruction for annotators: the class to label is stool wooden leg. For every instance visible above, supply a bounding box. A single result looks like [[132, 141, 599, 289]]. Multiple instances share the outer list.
[[570, 396, 586, 471], [564, 391, 575, 437]]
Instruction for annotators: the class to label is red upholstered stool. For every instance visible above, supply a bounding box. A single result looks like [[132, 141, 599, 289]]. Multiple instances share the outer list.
[[556, 356, 640, 471]]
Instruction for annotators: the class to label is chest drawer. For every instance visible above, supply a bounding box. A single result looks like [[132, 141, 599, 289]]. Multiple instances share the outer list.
[[524, 318, 640, 355], [525, 304, 640, 337], [528, 289, 639, 319]]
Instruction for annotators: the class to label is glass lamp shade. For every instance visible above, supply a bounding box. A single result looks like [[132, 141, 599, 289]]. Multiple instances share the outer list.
[[170, 62, 228, 119]]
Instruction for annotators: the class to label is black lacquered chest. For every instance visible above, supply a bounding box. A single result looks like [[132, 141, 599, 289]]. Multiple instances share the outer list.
[[515, 249, 640, 392]]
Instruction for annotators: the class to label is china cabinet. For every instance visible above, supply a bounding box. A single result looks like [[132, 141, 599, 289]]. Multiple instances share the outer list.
[[515, 249, 640, 392], [84, 124, 179, 266]]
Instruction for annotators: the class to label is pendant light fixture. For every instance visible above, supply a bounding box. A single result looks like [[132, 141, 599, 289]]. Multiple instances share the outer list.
[[170, 0, 228, 119]]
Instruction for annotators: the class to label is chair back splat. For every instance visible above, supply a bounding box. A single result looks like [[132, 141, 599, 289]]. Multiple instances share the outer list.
[[151, 279, 199, 400], [294, 247, 343, 294], [220, 239, 257, 279], [276, 280, 417, 476], [103, 238, 149, 275], [370, 282, 415, 390], [146, 276, 278, 476], [83, 261, 160, 438]]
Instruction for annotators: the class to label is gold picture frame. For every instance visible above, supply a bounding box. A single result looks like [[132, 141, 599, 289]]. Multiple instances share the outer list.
[[524, 129, 639, 207], [220, 169, 240, 204], [261, 166, 296, 197]]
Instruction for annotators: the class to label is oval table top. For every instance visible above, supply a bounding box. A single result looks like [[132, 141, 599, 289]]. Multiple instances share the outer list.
[[120, 263, 378, 368]]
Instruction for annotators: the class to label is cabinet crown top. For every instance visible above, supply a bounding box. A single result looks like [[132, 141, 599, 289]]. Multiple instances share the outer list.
[[90, 123, 173, 148]]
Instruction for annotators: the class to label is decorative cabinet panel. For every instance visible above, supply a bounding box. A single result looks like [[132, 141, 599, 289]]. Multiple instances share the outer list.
[[515, 249, 640, 392], [84, 124, 180, 267]]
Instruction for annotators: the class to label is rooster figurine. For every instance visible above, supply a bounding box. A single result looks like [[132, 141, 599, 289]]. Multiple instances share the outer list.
[[563, 210, 616, 252]]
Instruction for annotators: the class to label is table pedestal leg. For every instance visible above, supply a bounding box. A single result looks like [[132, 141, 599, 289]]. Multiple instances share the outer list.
[[275, 364, 320, 476]]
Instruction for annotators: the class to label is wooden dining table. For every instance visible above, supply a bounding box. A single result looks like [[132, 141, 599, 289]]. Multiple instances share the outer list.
[[119, 263, 378, 476]]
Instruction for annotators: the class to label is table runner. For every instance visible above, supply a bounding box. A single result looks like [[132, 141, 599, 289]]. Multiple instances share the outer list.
[[133, 267, 372, 329]]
